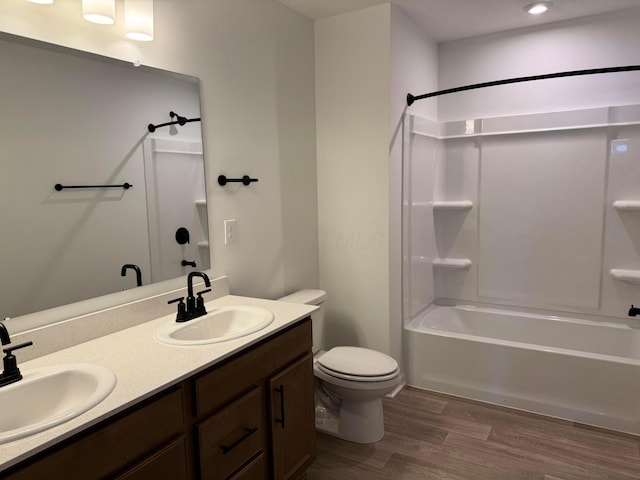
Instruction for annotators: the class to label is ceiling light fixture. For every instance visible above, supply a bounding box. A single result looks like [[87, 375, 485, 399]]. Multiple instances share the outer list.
[[125, 0, 154, 41], [82, 0, 116, 25], [524, 1, 553, 15], [26, 0, 54, 4]]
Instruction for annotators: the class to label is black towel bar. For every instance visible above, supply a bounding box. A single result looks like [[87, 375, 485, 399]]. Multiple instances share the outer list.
[[218, 175, 258, 186], [55, 183, 132, 191]]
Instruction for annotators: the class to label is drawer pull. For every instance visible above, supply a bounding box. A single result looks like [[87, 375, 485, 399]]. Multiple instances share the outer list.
[[274, 385, 285, 429], [220, 427, 258, 455]]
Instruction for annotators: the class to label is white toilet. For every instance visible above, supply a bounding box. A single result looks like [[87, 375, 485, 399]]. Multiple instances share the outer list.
[[277, 289, 400, 444]]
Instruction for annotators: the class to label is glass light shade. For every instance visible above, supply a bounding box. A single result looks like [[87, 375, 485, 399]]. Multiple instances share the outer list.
[[525, 2, 553, 15], [82, 0, 115, 25], [125, 0, 154, 41], [26, 0, 54, 4]]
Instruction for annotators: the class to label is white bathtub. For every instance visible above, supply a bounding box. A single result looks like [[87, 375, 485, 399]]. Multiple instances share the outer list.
[[404, 304, 640, 435]]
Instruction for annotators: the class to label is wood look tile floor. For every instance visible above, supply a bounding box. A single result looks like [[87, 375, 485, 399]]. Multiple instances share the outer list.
[[305, 387, 640, 480]]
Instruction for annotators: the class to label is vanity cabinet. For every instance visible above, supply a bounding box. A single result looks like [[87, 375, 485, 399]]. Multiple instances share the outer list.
[[3, 318, 315, 480], [194, 318, 315, 480]]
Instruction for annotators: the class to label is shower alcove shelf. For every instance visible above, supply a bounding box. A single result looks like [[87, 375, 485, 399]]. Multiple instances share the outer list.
[[609, 269, 640, 284], [432, 201, 473, 212], [432, 258, 472, 270], [430, 201, 474, 271], [613, 201, 640, 211], [610, 201, 640, 284]]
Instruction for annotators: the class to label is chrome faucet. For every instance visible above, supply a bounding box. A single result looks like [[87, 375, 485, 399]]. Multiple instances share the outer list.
[[167, 272, 212, 323]]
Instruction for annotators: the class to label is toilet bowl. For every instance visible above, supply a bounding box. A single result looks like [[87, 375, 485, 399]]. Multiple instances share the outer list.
[[277, 290, 400, 444]]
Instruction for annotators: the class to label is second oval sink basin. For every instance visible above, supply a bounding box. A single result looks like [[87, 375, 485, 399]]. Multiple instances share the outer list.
[[0, 363, 117, 444], [155, 306, 275, 346]]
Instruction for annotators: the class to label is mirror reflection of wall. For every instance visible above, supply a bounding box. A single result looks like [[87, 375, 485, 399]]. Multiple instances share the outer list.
[[0, 33, 209, 319]]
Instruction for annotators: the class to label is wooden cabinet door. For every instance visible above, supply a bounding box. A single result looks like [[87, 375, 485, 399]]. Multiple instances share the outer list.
[[268, 353, 316, 480], [114, 438, 188, 480]]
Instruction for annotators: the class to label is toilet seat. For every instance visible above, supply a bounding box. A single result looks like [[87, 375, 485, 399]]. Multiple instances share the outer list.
[[317, 346, 399, 382]]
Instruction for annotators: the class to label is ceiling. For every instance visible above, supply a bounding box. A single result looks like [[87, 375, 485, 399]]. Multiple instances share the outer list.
[[276, 0, 640, 42]]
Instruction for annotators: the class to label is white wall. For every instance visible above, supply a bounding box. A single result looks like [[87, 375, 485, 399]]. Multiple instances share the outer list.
[[390, 5, 438, 363], [315, 5, 391, 354], [0, 0, 319, 314]]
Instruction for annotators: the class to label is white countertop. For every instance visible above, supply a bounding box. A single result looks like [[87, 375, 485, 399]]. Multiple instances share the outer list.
[[0, 294, 316, 472]]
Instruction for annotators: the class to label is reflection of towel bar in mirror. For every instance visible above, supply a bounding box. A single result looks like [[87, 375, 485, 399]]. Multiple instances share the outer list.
[[54, 183, 133, 191], [218, 175, 259, 186]]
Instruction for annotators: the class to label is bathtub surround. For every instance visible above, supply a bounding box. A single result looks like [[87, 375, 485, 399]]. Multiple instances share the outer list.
[[405, 103, 640, 319], [404, 9, 640, 320]]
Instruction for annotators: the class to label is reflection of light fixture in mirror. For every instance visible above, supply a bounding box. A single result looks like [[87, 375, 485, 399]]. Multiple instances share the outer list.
[[82, 0, 116, 24], [125, 0, 154, 41], [524, 1, 553, 15]]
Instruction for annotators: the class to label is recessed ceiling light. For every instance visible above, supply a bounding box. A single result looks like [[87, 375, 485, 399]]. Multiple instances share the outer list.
[[525, 1, 553, 15]]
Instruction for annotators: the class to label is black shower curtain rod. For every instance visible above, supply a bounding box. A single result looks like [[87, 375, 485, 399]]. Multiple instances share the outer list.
[[406, 65, 640, 106]]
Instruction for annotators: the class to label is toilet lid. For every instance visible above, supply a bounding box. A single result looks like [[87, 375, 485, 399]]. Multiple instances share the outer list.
[[317, 346, 399, 378]]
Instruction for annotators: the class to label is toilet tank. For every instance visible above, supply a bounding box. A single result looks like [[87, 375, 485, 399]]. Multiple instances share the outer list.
[[277, 289, 326, 353]]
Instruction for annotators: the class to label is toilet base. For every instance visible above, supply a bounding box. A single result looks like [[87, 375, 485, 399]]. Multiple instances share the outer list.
[[315, 398, 385, 444]]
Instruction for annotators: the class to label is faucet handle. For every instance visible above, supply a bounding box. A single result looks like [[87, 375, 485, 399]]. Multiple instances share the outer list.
[[195, 289, 211, 315], [1, 341, 33, 387], [168, 297, 187, 322], [3, 341, 33, 355]]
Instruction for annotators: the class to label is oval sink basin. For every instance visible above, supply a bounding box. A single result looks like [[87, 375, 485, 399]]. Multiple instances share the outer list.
[[0, 363, 116, 444], [155, 306, 275, 346]]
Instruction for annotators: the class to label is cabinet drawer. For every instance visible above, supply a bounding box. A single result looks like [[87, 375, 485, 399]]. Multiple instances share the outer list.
[[114, 438, 188, 480], [228, 453, 266, 480], [198, 387, 264, 480], [195, 318, 312, 417]]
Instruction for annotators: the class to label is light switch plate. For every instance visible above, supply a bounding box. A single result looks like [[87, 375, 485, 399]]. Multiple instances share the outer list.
[[224, 219, 237, 245]]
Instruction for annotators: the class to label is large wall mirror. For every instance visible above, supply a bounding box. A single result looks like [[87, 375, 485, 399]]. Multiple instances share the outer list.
[[0, 32, 210, 325]]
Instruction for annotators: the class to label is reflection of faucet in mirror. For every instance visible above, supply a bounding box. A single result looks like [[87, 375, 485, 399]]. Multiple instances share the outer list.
[[121, 264, 142, 287], [0, 321, 10, 346]]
